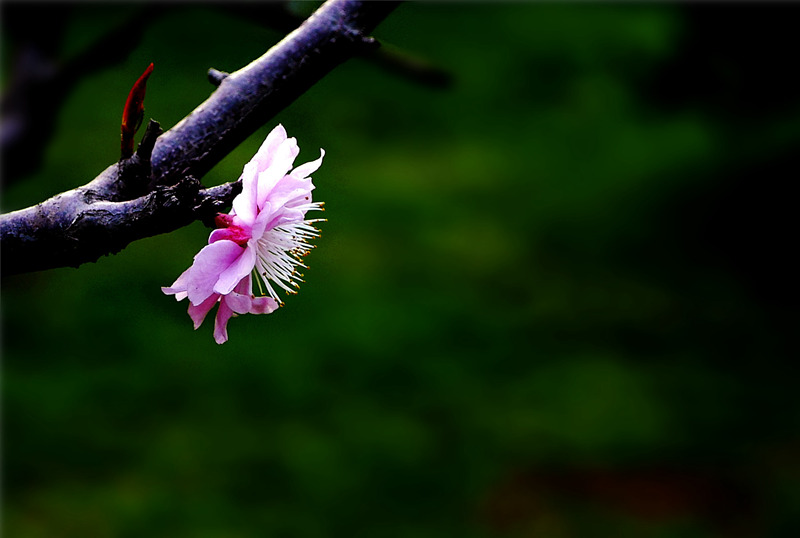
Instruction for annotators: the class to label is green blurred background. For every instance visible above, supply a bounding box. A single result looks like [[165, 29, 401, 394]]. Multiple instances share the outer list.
[[2, 2, 798, 537]]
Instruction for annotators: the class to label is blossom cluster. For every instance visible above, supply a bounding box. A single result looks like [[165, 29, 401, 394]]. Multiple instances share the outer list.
[[163, 125, 325, 343]]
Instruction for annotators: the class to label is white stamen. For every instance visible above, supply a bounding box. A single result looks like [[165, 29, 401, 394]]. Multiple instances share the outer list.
[[250, 211, 323, 302]]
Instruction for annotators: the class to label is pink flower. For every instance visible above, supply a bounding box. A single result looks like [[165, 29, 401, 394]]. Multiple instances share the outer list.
[[163, 124, 325, 344]]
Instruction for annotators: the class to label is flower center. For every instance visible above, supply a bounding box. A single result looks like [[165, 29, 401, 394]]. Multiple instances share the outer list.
[[214, 213, 250, 247]]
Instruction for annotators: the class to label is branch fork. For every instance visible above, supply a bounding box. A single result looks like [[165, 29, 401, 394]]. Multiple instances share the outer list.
[[1, 117, 239, 274]]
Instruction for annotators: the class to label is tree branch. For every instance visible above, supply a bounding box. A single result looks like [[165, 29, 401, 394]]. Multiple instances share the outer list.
[[0, 0, 401, 276]]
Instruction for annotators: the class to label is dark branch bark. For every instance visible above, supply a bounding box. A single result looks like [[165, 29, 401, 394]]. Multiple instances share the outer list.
[[0, 0, 400, 276]]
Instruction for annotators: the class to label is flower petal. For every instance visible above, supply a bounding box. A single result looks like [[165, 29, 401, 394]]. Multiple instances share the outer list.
[[227, 276, 281, 315], [252, 124, 288, 170], [256, 137, 300, 210], [162, 267, 191, 301], [234, 161, 259, 225], [257, 175, 315, 231], [213, 298, 235, 344], [290, 149, 325, 180], [269, 175, 313, 204], [232, 275, 252, 294], [224, 293, 253, 314], [249, 296, 280, 315], [272, 185, 314, 212], [224, 277, 254, 313], [213, 245, 256, 296], [186, 240, 246, 305], [187, 293, 219, 329], [209, 228, 230, 244], [250, 201, 272, 239]]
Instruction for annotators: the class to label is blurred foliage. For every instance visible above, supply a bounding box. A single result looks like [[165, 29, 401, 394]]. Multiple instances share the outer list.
[[2, 2, 799, 537]]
